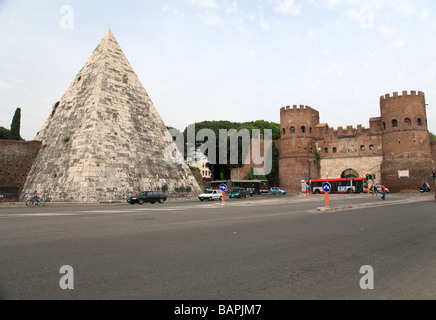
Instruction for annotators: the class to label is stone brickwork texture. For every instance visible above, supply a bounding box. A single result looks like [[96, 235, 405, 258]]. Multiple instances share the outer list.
[[0, 141, 42, 191], [21, 30, 200, 202]]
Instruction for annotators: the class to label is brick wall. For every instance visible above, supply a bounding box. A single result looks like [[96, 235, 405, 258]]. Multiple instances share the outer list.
[[0, 141, 41, 192]]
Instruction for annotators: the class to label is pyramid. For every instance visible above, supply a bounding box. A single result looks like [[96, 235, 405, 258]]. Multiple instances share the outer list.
[[22, 30, 200, 202]]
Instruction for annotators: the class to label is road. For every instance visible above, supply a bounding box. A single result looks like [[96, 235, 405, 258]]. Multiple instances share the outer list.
[[0, 193, 435, 300]]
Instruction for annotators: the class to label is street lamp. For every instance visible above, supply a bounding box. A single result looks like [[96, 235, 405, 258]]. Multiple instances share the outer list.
[[305, 144, 313, 194]]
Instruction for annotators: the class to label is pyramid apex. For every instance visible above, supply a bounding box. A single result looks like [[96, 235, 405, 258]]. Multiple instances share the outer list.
[[103, 28, 116, 41]]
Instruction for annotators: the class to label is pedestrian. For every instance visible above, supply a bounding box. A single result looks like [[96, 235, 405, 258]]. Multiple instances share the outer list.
[[371, 183, 378, 197], [381, 184, 386, 201]]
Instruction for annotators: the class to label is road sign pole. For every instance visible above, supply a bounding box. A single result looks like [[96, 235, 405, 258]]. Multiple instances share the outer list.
[[322, 182, 331, 208], [220, 184, 227, 206]]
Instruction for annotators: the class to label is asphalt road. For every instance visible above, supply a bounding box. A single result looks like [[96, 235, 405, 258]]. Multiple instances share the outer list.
[[0, 193, 435, 300]]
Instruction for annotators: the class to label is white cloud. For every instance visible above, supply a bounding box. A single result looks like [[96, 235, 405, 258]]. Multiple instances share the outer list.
[[188, 0, 218, 9], [392, 40, 405, 48], [378, 24, 394, 36], [199, 11, 221, 26], [419, 8, 431, 21], [272, 0, 301, 15], [347, 5, 375, 30], [0, 80, 13, 89], [226, 1, 238, 14]]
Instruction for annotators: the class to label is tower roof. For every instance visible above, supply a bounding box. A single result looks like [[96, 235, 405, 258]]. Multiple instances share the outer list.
[[23, 31, 200, 202]]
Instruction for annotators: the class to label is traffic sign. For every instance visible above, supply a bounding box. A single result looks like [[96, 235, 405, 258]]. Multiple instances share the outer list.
[[322, 182, 332, 193], [220, 184, 227, 192]]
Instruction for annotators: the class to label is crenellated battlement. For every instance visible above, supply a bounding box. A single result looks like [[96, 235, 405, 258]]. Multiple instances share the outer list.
[[315, 124, 370, 138], [380, 90, 424, 101], [280, 105, 320, 117]]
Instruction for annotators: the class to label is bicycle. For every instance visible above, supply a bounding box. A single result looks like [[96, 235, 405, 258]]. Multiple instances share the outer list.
[[26, 197, 44, 207]]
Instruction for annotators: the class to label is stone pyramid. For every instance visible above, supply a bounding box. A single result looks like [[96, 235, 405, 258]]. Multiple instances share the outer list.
[[22, 30, 200, 202]]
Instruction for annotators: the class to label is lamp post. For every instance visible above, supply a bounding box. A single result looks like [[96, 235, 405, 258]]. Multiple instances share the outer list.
[[305, 144, 313, 194]]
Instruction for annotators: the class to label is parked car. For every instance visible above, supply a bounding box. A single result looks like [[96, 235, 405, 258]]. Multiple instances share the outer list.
[[128, 191, 167, 205], [229, 187, 248, 199], [204, 187, 215, 193], [270, 187, 287, 195], [199, 190, 223, 202], [258, 188, 269, 194]]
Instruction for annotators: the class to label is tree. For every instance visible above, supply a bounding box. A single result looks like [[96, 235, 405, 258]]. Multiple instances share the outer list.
[[0, 127, 10, 140], [430, 132, 436, 142], [9, 108, 23, 141], [182, 120, 281, 181], [189, 165, 204, 190], [244, 167, 267, 181], [266, 142, 279, 185]]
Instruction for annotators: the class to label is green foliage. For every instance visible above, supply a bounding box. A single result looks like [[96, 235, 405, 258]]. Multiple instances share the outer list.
[[182, 120, 281, 180], [7, 108, 23, 141], [0, 127, 10, 140], [161, 184, 169, 193], [174, 186, 192, 193], [189, 165, 204, 189], [430, 132, 436, 142], [0, 108, 24, 141], [243, 142, 279, 185], [63, 136, 71, 143], [244, 167, 267, 181], [266, 142, 279, 184], [51, 101, 60, 118]]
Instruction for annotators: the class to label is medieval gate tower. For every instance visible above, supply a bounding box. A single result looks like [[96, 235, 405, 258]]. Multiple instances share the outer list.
[[380, 91, 434, 192], [279, 91, 435, 193], [279, 105, 321, 192]]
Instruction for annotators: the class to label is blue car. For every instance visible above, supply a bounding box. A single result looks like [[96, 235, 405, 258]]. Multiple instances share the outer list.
[[270, 187, 287, 195]]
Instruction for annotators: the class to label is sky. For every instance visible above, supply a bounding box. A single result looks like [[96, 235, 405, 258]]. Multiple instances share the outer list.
[[1, 0, 436, 141]]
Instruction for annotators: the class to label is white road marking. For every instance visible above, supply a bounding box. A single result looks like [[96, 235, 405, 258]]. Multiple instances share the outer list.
[[0, 204, 224, 218], [0, 213, 77, 218]]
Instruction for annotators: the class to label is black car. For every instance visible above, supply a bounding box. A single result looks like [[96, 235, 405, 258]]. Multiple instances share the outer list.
[[127, 191, 167, 205]]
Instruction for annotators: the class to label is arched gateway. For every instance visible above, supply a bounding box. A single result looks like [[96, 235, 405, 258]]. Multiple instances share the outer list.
[[341, 169, 359, 179]]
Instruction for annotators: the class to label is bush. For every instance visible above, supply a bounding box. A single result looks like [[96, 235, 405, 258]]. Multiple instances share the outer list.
[[0, 127, 10, 140]]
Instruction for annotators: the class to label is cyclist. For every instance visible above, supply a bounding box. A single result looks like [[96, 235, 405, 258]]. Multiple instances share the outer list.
[[32, 190, 41, 207]]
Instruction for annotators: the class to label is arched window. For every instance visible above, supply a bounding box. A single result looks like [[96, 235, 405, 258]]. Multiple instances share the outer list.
[[283, 128, 286, 135], [290, 127, 296, 134], [333, 147, 337, 153], [324, 148, 329, 154], [417, 118, 423, 126], [301, 126, 306, 133], [405, 118, 411, 127], [370, 145, 374, 151], [392, 120, 398, 128], [360, 145, 365, 151], [383, 122, 386, 130]]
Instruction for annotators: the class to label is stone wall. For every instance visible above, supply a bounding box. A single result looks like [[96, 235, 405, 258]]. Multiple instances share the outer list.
[[0, 141, 41, 194], [320, 155, 383, 184]]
